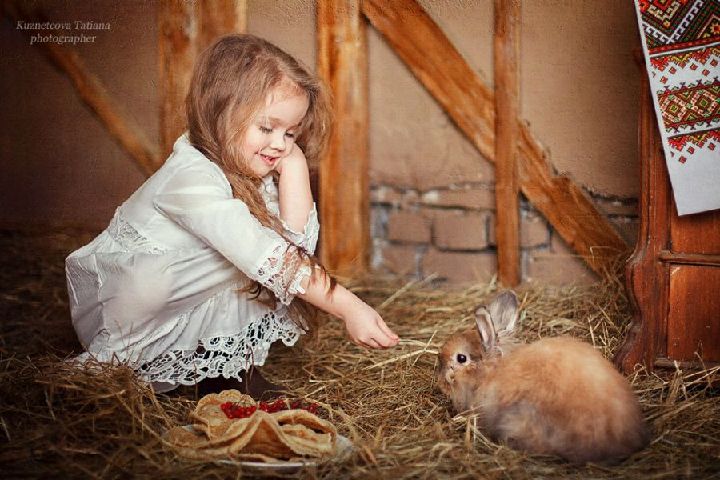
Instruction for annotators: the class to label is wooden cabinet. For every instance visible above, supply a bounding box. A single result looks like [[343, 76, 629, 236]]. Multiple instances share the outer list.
[[614, 74, 720, 373]]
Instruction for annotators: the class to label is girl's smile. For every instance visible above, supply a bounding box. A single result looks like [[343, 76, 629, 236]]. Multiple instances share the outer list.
[[260, 153, 279, 167]]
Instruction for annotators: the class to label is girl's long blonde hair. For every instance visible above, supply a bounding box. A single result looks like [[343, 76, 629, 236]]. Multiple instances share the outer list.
[[186, 34, 333, 332]]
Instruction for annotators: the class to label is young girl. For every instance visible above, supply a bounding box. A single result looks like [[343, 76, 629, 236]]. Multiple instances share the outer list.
[[65, 34, 399, 397]]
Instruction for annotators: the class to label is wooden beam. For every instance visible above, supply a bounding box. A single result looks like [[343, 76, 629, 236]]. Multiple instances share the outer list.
[[3, 0, 160, 177], [516, 128, 629, 273], [493, 0, 521, 286], [317, 0, 370, 275], [158, 0, 197, 159], [159, 1, 247, 159], [196, 0, 247, 53], [362, 0, 628, 275]]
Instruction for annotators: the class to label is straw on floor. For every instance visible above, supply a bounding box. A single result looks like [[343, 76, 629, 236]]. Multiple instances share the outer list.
[[1, 230, 718, 479]]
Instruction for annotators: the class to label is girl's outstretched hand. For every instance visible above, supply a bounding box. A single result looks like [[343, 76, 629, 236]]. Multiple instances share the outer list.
[[342, 300, 400, 349], [297, 272, 399, 350]]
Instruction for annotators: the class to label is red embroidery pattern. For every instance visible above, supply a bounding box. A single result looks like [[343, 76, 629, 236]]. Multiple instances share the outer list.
[[668, 130, 720, 157], [650, 45, 719, 71], [658, 80, 720, 131]]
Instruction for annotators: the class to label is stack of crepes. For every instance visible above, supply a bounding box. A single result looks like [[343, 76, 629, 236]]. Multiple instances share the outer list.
[[166, 389, 338, 462]]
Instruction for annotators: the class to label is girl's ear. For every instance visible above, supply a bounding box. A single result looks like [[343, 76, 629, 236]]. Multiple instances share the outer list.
[[474, 306, 497, 352], [486, 290, 519, 334]]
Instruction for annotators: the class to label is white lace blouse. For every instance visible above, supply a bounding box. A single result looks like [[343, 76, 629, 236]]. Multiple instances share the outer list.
[[65, 133, 318, 391]]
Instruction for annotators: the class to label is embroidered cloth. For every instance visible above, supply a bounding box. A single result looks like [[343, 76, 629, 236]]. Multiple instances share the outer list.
[[633, 0, 720, 215]]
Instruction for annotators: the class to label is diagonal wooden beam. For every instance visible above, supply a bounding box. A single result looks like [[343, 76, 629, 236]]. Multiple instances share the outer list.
[[3, 0, 160, 177], [317, 0, 370, 275], [362, 0, 495, 160], [362, 0, 628, 275]]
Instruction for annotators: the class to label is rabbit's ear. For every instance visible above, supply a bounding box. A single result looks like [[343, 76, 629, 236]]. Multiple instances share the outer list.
[[474, 306, 497, 352], [487, 290, 519, 334]]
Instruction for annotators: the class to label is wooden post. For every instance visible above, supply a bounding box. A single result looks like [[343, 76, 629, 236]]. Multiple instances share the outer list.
[[3, 0, 160, 176], [158, 0, 247, 159], [158, 0, 197, 159], [493, 0, 521, 286], [196, 0, 247, 53], [317, 0, 369, 275], [362, 0, 628, 275], [159, 1, 246, 160]]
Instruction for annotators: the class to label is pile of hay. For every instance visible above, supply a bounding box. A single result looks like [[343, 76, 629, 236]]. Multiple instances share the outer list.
[[1, 230, 719, 479]]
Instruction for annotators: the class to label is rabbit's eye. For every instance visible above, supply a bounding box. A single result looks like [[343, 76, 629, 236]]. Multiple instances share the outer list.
[[456, 353, 467, 364]]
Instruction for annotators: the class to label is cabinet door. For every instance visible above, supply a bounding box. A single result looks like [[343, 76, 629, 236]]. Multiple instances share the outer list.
[[666, 265, 720, 363]]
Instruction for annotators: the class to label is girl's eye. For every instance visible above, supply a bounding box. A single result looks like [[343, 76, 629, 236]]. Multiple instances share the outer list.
[[456, 353, 467, 364], [259, 126, 272, 134], [285, 132, 295, 139]]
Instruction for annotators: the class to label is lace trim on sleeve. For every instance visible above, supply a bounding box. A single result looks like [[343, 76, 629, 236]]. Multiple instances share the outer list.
[[254, 243, 312, 306], [281, 205, 319, 254]]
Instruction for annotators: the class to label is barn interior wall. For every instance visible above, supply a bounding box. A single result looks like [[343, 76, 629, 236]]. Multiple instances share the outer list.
[[0, 0, 640, 284]]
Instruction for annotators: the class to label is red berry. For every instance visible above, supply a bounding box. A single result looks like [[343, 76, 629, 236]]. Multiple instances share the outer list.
[[220, 399, 323, 419]]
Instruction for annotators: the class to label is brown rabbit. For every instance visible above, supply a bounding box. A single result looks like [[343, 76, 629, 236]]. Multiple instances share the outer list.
[[436, 291, 650, 464]]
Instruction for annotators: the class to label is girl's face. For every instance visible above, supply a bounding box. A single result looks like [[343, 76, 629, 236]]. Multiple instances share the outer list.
[[241, 87, 309, 177]]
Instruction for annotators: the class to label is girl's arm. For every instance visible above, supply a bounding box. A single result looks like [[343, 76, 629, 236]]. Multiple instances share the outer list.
[[277, 146, 399, 348], [276, 145, 313, 233], [298, 269, 400, 349]]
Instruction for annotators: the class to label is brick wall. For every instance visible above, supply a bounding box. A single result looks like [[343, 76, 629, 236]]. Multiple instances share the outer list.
[[370, 183, 638, 285]]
